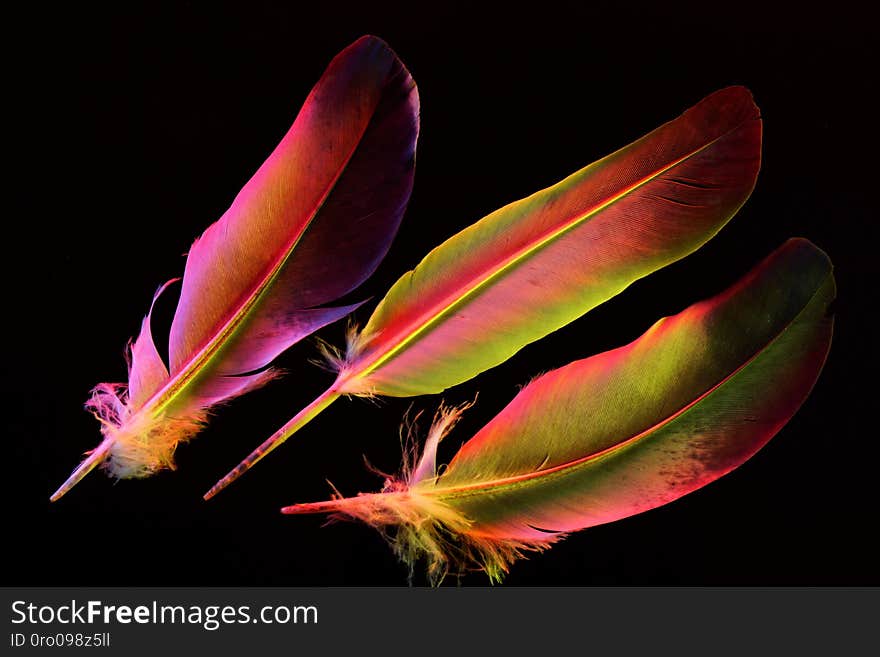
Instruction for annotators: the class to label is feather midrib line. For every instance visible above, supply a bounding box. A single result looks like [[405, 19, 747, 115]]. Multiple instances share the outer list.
[[127, 71, 389, 425], [342, 125, 740, 388], [416, 273, 831, 503]]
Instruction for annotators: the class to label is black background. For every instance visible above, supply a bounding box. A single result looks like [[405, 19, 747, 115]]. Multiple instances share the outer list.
[[7, 1, 878, 585]]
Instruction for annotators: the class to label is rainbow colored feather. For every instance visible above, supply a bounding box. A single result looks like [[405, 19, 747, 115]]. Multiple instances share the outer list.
[[206, 85, 762, 498], [283, 239, 835, 583], [51, 36, 419, 500]]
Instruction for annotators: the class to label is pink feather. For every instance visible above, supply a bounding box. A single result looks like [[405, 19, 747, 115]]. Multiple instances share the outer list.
[[51, 36, 419, 500]]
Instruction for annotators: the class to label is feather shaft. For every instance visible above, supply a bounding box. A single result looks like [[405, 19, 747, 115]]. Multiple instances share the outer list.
[[49, 439, 114, 503], [203, 387, 341, 500]]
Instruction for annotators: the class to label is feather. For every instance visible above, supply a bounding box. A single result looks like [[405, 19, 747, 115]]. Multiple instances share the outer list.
[[50, 35, 420, 501], [205, 85, 762, 498], [282, 238, 835, 584]]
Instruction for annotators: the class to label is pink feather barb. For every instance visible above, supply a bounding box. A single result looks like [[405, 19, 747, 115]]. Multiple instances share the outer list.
[[51, 36, 420, 501], [283, 239, 835, 584]]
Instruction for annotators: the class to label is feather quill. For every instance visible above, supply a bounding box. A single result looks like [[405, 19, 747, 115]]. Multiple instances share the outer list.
[[206, 85, 762, 498], [283, 239, 835, 583], [51, 35, 420, 500]]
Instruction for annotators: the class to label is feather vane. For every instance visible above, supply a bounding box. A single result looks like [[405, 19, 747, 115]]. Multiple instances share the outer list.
[[283, 239, 835, 583], [51, 35, 419, 500]]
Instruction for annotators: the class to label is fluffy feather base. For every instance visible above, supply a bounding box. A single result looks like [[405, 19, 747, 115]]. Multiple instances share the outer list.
[[86, 369, 276, 478], [284, 401, 560, 583], [86, 382, 206, 478], [317, 322, 377, 397], [286, 487, 557, 584]]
